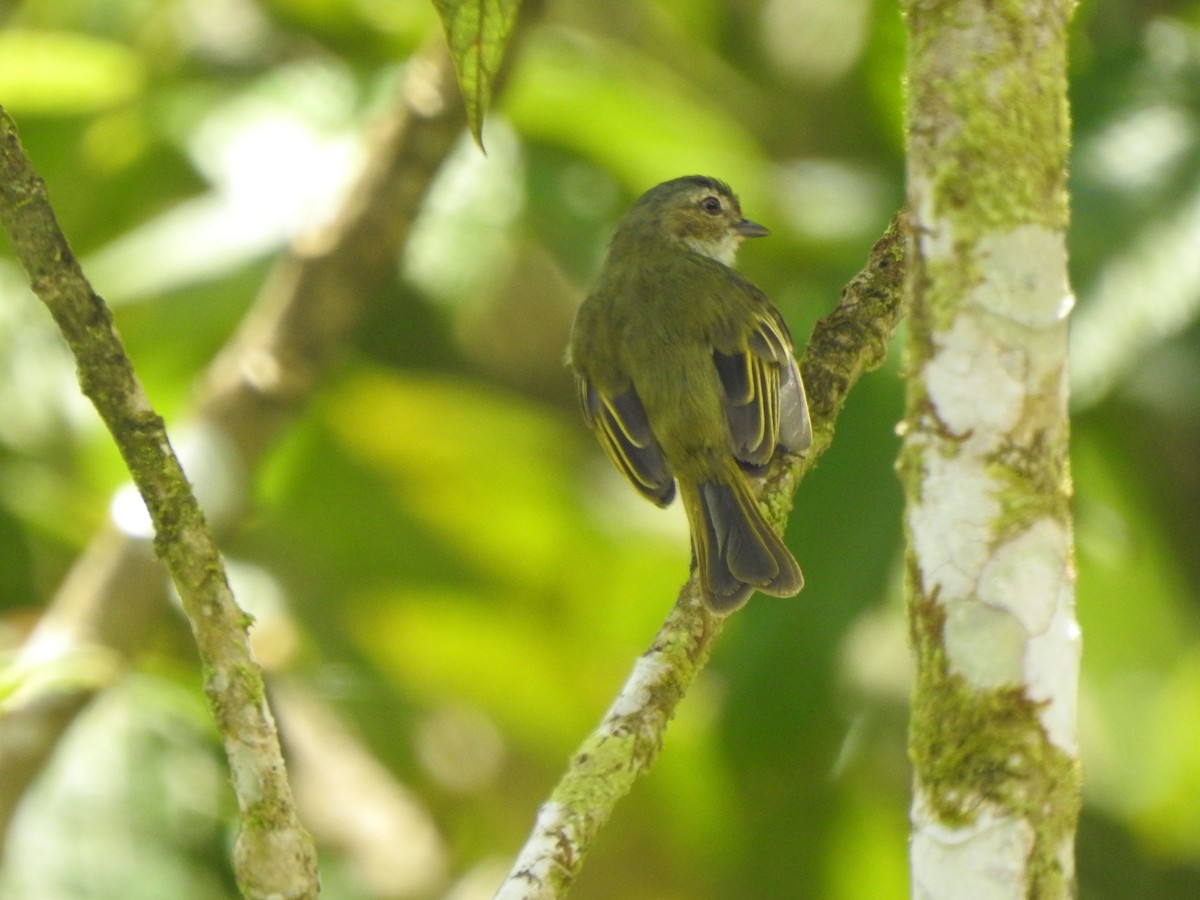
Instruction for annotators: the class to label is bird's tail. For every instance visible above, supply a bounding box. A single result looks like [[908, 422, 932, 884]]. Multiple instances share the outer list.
[[681, 469, 804, 613]]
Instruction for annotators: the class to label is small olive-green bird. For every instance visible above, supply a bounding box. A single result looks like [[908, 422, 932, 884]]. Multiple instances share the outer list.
[[568, 175, 811, 613]]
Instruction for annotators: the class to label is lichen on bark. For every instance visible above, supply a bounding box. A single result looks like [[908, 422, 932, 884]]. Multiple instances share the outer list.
[[900, 1, 1081, 897]]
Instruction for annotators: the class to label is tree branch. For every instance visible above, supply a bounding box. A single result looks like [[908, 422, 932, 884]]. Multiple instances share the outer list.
[[0, 106, 318, 899], [0, 32, 474, 870], [493, 212, 910, 900], [900, 2, 1081, 895]]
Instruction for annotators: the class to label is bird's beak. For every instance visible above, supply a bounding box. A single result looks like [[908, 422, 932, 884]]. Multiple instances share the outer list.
[[735, 218, 770, 238]]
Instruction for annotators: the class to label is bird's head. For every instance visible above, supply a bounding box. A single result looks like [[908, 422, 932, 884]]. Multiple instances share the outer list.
[[623, 175, 769, 266]]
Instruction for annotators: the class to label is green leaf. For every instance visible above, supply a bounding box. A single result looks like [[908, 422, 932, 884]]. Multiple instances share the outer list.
[[431, 0, 522, 148], [0, 30, 145, 115]]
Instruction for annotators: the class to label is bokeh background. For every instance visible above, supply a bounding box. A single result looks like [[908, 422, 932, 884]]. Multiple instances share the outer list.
[[1, 1, 1198, 898]]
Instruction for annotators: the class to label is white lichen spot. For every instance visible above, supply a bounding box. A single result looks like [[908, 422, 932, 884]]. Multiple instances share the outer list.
[[972, 226, 1074, 328], [1022, 590, 1081, 755], [604, 655, 667, 722], [227, 741, 265, 804], [977, 519, 1069, 635], [911, 794, 1034, 900], [925, 315, 1025, 437], [943, 601, 1025, 687], [494, 802, 568, 900], [908, 450, 998, 600], [958, 519, 1078, 752]]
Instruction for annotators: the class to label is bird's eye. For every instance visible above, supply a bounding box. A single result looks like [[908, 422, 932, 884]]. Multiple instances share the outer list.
[[699, 196, 723, 215]]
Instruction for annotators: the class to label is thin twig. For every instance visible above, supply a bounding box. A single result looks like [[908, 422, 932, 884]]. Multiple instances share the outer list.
[[0, 106, 319, 899], [494, 212, 910, 900]]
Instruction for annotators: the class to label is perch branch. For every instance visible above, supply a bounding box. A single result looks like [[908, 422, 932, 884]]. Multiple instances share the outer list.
[[493, 212, 910, 899]]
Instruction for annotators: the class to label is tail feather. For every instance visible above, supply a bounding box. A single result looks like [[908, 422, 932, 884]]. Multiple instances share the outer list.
[[682, 474, 804, 613]]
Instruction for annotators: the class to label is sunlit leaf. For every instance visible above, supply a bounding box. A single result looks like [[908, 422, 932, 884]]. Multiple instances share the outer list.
[[1073, 428, 1195, 817], [0, 30, 144, 115], [826, 788, 910, 900], [431, 0, 522, 148], [1136, 648, 1200, 858], [349, 587, 610, 754], [326, 369, 581, 590]]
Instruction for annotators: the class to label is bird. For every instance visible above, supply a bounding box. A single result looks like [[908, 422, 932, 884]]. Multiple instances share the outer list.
[[567, 175, 810, 613]]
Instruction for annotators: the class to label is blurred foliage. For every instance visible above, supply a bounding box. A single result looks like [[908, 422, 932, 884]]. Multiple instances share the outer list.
[[0, 0, 1198, 898]]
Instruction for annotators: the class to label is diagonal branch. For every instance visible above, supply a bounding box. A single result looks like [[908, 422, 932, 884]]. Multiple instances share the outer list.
[[493, 212, 910, 900], [0, 106, 318, 900], [0, 39, 469, 855]]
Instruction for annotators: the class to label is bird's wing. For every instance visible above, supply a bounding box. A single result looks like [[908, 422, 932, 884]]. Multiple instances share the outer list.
[[713, 295, 812, 467], [577, 374, 676, 507]]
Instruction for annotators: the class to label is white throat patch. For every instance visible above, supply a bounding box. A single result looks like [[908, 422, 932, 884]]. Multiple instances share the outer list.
[[684, 232, 741, 267]]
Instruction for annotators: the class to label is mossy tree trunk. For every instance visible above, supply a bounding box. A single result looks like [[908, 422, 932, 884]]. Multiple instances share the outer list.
[[899, 2, 1082, 897]]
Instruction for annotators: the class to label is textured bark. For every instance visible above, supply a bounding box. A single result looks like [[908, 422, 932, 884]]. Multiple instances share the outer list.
[[899, 2, 1082, 897]]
